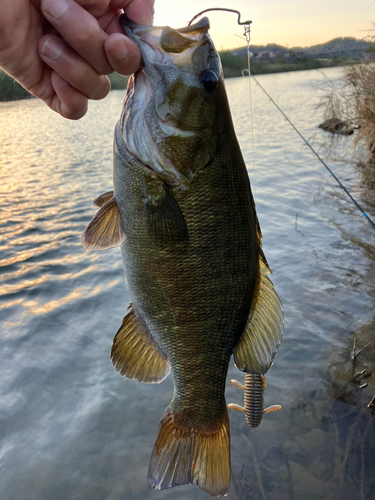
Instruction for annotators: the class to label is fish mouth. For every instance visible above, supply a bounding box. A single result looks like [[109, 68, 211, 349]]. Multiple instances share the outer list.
[[118, 15, 214, 189], [120, 14, 210, 68]]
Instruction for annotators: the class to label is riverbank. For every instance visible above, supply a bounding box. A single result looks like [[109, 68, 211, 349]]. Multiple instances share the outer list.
[[0, 70, 32, 101], [0, 71, 129, 102], [220, 52, 359, 77], [0, 58, 358, 102]]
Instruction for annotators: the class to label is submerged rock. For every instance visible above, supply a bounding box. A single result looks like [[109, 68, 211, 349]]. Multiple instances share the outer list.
[[318, 117, 359, 135]]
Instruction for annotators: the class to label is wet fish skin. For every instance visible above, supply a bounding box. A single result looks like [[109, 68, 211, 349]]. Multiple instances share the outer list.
[[82, 15, 283, 497], [113, 113, 257, 496]]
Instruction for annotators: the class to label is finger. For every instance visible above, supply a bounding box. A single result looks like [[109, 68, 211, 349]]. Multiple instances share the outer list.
[[73, 0, 110, 17], [33, 0, 111, 18], [110, 0, 155, 25], [104, 33, 141, 75], [28, 65, 88, 119], [39, 34, 111, 99], [50, 71, 88, 119], [41, 0, 112, 75]]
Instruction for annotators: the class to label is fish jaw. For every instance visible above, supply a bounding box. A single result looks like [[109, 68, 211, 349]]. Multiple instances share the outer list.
[[118, 15, 223, 190]]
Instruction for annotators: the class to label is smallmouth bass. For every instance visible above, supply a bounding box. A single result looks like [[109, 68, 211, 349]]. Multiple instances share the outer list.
[[82, 15, 283, 497]]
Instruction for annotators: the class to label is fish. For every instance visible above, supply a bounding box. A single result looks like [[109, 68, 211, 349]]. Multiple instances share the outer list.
[[82, 14, 284, 497]]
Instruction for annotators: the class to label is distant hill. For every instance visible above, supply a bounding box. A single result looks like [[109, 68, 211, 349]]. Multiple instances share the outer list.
[[230, 37, 373, 59]]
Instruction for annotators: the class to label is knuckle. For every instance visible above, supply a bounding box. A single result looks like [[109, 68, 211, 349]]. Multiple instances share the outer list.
[[91, 75, 110, 100], [78, 0, 110, 17]]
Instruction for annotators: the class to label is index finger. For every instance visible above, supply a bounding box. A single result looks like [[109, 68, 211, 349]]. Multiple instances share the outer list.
[[32, 0, 111, 18], [41, 0, 114, 75]]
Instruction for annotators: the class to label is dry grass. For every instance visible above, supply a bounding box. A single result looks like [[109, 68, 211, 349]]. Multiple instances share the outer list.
[[319, 61, 375, 189]]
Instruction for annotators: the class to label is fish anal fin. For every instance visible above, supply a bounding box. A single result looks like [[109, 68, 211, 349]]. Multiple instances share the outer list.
[[149, 408, 230, 497], [93, 190, 114, 208], [110, 306, 170, 384], [233, 255, 284, 374], [82, 197, 125, 250]]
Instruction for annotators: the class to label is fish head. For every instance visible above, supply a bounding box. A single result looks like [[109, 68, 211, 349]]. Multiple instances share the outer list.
[[119, 15, 224, 190]]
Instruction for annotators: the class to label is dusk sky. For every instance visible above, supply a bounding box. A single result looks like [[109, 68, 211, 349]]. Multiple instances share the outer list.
[[153, 0, 375, 50]]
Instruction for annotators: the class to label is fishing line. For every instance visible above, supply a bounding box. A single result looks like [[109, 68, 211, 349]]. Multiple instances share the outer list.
[[187, 8, 375, 232], [188, 9, 257, 191], [251, 75, 375, 233], [244, 23, 257, 195]]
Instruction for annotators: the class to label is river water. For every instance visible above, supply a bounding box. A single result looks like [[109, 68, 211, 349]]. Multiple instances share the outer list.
[[1, 67, 374, 500]]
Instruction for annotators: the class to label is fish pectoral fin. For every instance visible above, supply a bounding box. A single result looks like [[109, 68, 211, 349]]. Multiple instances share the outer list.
[[81, 197, 125, 250], [233, 256, 284, 374], [110, 306, 170, 384], [93, 190, 114, 207], [144, 184, 188, 247]]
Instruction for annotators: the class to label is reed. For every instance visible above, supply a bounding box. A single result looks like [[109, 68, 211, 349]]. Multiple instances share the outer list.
[[319, 60, 375, 189]]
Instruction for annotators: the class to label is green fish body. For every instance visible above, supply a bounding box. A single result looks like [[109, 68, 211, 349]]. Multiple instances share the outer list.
[[82, 15, 283, 497]]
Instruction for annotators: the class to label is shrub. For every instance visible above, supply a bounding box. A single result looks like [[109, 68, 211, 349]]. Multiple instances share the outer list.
[[0, 70, 32, 101]]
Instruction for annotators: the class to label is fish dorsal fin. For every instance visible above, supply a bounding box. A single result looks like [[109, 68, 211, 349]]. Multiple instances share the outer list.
[[81, 197, 125, 250], [93, 190, 114, 208], [111, 305, 170, 384], [233, 257, 284, 374]]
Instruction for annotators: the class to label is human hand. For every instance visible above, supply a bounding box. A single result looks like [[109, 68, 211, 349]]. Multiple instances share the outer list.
[[0, 0, 154, 119]]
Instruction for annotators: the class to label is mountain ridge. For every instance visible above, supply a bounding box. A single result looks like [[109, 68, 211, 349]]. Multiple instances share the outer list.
[[228, 36, 373, 58]]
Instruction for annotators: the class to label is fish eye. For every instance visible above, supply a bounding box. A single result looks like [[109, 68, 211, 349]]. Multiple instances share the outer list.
[[199, 70, 219, 93]]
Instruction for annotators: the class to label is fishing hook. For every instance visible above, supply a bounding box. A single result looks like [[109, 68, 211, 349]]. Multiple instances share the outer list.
[[187, 8, 252, 40]]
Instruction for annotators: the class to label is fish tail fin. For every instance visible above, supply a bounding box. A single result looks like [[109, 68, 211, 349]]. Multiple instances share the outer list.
[[148, 407, 230, 497]]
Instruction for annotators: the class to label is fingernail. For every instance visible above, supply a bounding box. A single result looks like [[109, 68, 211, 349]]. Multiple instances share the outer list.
[[111, 38, 129, 60], [56, 75, 69, 87], [43, 0, 68, 20], [40, 36, 64, 60]]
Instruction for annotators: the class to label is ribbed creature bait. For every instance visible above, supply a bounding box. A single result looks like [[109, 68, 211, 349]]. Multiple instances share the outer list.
[[228, 372, 281, 428]]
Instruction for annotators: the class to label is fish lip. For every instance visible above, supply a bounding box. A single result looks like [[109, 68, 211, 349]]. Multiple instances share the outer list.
[[119, 14, 210, 54], [120, 14, 169, 78], [119, 15, 158, 52], [119, 14, 213, 190], [119, 13, 210, 36], [119, 14, 138, 33]]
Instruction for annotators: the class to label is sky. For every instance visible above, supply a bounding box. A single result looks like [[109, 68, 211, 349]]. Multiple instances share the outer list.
[[153, 0, 375, 50]]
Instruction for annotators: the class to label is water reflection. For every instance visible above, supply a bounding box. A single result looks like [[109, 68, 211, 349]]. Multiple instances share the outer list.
[[0, 69, 374, 499]]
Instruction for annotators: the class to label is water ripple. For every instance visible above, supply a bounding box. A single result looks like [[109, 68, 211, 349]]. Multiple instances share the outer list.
[[0, 70, 374, 500]]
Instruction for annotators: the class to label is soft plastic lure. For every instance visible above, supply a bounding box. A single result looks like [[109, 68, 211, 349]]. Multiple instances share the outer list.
[[228, 372, 281, 428]]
